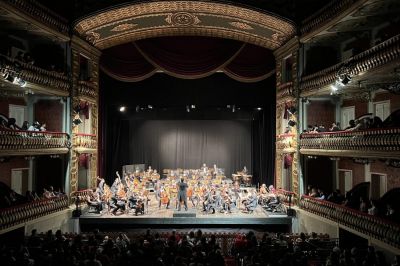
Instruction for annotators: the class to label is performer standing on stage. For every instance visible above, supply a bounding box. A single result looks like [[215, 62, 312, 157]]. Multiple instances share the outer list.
[[177, 177, 188, 211]]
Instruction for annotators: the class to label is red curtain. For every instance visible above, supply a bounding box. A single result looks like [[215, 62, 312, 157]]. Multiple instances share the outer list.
[[100, 36, 275, 82]]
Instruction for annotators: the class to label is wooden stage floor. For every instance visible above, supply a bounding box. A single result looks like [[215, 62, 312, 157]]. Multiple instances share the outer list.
[[79, 202, 292, 231]]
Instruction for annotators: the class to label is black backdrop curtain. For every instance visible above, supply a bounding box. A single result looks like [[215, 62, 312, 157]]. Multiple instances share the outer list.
[[109, 120, 251, 177]]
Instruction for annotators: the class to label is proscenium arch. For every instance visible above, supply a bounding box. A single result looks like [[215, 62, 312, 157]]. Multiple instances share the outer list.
[[74, 1, 296, 50]]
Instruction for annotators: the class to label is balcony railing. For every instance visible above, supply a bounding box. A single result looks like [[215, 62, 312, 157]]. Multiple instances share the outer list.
[[0, 54, 70, 94], [299, 195, 400, 248], [71, 189, 93, 206], [73, 133, 97, 151], [78, 80, 97, 99], [276, 189, 296, 206], [300, 34, 400, 96], [300, 128, 400, 158], [4, 0, 69, 34], [0, 195, 69, 230], [0, 129, 70, 155]]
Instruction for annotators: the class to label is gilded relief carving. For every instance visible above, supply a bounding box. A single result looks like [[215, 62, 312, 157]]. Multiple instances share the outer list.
[[165, 12, 201, 26], [229, 21, 253, 30], [110, 23, 138, 32]]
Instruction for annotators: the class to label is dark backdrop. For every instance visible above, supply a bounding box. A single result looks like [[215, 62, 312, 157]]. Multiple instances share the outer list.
[[100, 72, 276, 186], [110, 119, 251, 176]]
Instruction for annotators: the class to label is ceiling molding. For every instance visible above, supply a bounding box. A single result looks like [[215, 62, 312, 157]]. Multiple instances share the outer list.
[[74, 1, 296, 50]]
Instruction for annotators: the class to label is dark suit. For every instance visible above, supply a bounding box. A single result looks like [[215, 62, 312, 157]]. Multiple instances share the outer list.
[[177, 181, 188, 211]]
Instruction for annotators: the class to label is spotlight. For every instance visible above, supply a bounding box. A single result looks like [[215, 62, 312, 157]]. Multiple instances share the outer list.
[[256, 107, 262, 111], [136, 105, 140, 112], [119, 106, 126, 112], [232, 105, 236, 113], [191, 105, 196, 109], [186, 105, 190, 112], [148, 105, 153, 109], [338, 74, 351, 86]]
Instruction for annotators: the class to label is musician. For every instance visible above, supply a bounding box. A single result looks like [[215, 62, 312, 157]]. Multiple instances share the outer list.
[[258, 184, 269, 205], [86, 188, 103, 213], [177, 177, 188, 211], [204, 189, 217, 214], [111, 190, 127, 215], [128, 192, 144, 216], [222, 190, 232, 214], [159, 186, 170, 209], [96, 176, 105, 195], [244, 189, 258, 213], [111, 175, 121, 195]]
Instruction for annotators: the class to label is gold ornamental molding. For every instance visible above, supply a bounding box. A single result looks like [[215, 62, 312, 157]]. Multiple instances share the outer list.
[[74, 1, 296, 50]]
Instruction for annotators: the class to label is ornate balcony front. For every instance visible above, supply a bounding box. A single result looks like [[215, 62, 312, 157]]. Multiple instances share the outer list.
[[0, 195, 69, 231], [300, 128, 400, 159], [0, 129, 70, 156], [276, 189, 297, 206], [276, 134, 296, 154], [300, 34, 400, 97], [299, 195, 400, 249], [73, 133, 97, 154], [0, 54, 70, 96], [78, 80, 97, 100]]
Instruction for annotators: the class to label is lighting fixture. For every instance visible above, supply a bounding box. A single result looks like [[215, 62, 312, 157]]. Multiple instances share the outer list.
[[119, 106, 126, 112]]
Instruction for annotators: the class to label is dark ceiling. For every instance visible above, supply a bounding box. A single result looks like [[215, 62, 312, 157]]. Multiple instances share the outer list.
[[36, 0, 328, 24]]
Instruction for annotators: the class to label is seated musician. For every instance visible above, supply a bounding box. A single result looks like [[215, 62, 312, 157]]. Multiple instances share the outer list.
[[222, 190, 232, 214], [86, 188, 103, 213], [244, 189, 258, 213], [159, 186, 170, 209], [128, 192, 144, 216], [204, 189, 217, 214], [111, 186, 127, 215], [258, 184, 269, 205]]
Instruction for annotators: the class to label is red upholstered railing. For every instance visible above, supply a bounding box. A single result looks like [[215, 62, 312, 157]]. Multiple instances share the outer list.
[[0, 195, 69, 230], [0, 129, 70, 150], [300, 128, 400, 151], [299, 195, 400, 248], [71, 189, 93, 205], [276, 189, 296, 206]]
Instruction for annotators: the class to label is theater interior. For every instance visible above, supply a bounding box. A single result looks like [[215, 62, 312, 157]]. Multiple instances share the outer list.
[[0, 0, 400, 265]]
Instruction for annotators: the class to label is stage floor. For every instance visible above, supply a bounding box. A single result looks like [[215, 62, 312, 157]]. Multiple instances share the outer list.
[[79, 202, 292, 231]]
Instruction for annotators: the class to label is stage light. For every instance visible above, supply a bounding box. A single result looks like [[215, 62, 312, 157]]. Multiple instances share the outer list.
[[339, 74, 351, 85], [148, 105, 153, 109], [136, 105, 140, 112], [119, 106, 126, 112], [232, 105, 236, 113], [191, 105, 195, 109], [186, 105, 190, 112], [256, 107, 262, 111]]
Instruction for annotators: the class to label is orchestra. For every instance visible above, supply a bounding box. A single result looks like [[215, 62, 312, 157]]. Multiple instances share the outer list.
[[89, 165, 279, 216]]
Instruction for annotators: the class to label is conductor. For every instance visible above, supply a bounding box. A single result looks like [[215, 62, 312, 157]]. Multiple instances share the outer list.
[[177, 177, 188, 211]]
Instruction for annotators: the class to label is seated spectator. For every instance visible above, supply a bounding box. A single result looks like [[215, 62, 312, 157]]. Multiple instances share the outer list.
[[317, 124, 327, 132], [344, 119, 356, 130], [6, 118, 20, 130], [40, 123, 47, 131], [28, 121, 40, 131], [317, 189, 326, 200], [359, 197, 368, 213], [329, 122, 340, 131], [368, 199, 378, 215], [309, 187, 319, 197], [21, 121, 29, 130]]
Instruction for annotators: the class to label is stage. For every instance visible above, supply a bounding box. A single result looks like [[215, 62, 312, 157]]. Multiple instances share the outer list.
[[79, 203, 292, 231]]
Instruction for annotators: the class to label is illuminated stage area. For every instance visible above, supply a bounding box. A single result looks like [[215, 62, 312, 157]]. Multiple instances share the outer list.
[[79, 200, 291, 231]]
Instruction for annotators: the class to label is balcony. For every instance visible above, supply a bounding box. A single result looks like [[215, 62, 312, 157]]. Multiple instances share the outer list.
[[0, 129, 70, 156], [300, 34, 400, 97], [300, 128, 400, 159], [0, 195, 69, 231], [276, 134, 296, 154], [299, 195, 400, 249], [0, 54, 70, 96], [276, 189, 296, 206], [78, 80, 97, 100], [73, 133, 97, 153]]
